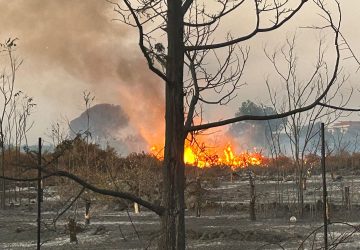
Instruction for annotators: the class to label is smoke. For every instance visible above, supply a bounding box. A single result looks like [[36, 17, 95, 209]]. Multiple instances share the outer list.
[[3, 1, 353, 150], [70, 104, 130, 137], [69, 103, 148, 154], [0, 0, 165, 146]]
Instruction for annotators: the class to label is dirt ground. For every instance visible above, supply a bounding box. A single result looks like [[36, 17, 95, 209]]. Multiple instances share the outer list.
[[1, 175, 360, 249]]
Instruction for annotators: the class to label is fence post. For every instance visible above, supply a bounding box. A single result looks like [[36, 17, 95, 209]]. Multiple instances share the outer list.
[[344, 186, 350, 210], [37, 138, 42, 250], [321, 123, 328, 250]]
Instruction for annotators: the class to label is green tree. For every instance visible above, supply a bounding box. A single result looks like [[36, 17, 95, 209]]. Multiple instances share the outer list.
[[229, 100, 284, 148]]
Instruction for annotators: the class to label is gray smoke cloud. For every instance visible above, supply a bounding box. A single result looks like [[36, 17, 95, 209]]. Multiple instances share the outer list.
[[70, 103, 148, 154], [0, 0, 165, 145], [1, 0, 358, 148]]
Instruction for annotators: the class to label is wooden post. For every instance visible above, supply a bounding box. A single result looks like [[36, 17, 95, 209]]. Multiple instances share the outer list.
[[321, 123, 328, 250], [195, 177, 202, 217], [68, 218, 78, 243], [302, 177, 307, 191], [344, 186, 350, 210], [37, 138, 42, 250], [249, 170, 256, 221], [134, 202, 140, 214]]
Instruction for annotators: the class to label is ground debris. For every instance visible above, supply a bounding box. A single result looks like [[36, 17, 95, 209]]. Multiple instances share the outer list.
[[189, 227, 294, 243], [93, 225, 107, 235], [15, 227, 25, 233]]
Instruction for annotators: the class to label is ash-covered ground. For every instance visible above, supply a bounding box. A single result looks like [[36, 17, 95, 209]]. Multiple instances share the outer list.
[[2, 174, 360, 249]]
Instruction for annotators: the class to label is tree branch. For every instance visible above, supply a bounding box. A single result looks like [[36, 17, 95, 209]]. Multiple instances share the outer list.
[[187, 0, 341, 132], [318, 102, 360, 112], [0, 171, 165, 216], [109, 0, 168, 82], [186, 0, 308, 51], [184, 53, 199, 130], [183, 0, 246, 27], [182, 0, 194, 15]]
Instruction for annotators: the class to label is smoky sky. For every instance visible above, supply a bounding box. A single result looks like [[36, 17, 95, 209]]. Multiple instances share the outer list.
[[0, 0, 165, 144], [70, 103, 130, 136], [0, 0, 359, 145]]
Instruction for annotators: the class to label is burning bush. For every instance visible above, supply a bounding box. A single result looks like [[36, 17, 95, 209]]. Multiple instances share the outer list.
[[151, 141, 265, 170]]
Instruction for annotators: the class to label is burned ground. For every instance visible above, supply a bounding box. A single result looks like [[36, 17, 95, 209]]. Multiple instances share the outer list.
[[2, 171, 360, 249]]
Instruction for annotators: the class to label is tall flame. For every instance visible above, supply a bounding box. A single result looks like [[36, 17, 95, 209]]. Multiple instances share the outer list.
[[184, 147, 196, 165]]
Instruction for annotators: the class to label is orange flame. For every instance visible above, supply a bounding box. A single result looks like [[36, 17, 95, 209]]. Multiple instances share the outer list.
[[184, 147, 196, 165], [151, 142, 264, 170]]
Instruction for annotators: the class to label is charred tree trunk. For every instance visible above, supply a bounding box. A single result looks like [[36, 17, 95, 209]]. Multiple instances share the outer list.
[[159, 1, 186, 249]]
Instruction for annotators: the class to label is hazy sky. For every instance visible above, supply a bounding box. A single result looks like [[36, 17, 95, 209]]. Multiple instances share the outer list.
[[0, 0, 359, 145]]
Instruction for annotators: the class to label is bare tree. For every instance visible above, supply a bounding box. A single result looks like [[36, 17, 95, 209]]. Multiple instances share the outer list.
[[1, 1, 355, 249], [82, 91, 95, 168], [265, 34, 351, 216], [11, 93, 35, 203], [0, 38, 23, 209], [48, 119, 69, 150], [106, 1, 348, 248]]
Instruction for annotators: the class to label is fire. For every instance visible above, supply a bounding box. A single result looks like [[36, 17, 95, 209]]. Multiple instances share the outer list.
[[221, 145, 263, 170], [184, 147, 196, 165], [151, 141, 264, 170]]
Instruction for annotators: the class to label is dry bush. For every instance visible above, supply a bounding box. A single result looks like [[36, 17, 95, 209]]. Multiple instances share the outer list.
[[51, 138, 162, 208]]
